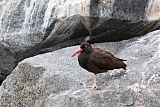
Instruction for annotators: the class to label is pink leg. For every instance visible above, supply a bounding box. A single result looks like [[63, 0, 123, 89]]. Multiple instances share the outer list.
[[80, 74, 97, 89], [91, 73, 97, 89]]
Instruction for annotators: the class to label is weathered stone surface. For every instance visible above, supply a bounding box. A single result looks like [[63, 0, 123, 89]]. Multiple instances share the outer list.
[[0, 0, 159, 51], [16, 17, 160, 62], [0, 30, 160, 107], [0, 0, 89, 50], [0, 0, 160, 83], [0, 46, 92, 107], [0, 0, 51, 50], [15, 15, 90, 61], [0, 42, 16, 85], [112, 0, 148, 22]]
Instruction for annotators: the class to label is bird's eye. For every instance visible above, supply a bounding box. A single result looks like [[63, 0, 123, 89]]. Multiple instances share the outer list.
[[85, 45, 88, 47]]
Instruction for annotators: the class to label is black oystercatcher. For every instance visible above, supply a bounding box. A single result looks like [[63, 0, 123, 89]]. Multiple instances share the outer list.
[[71, 42, 127, 89]]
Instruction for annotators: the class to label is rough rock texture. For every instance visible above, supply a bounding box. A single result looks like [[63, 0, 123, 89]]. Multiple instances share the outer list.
[[0, 0, 159, 52], [0, 0, 160, 83], [0, 30, 160, 107], [0, 0, 160, 84], [0, 42, 16, 85], [0, 0, 90, 50], [16, 17, 160, 62]]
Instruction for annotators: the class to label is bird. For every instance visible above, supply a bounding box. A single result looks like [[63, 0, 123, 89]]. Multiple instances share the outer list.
[[71, 42, 127, 89]]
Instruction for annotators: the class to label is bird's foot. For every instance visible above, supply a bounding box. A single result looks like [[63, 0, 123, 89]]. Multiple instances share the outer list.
[[91, 83, 97, 89]]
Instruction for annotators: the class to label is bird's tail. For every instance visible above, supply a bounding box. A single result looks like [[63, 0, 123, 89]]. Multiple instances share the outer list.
[[116, 58, 127, 61], [115, 57, 127, 70]]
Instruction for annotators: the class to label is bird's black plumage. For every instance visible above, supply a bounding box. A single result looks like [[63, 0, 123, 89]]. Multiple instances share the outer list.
[[71, 42, 127, 89], [78, 42, 127, 74]]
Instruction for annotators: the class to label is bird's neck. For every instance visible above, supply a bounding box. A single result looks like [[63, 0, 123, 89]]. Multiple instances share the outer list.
[[84, 48, 92, 54], [78, 52, 90, 69]]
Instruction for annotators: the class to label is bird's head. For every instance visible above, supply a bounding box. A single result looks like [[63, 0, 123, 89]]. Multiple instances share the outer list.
[[71, 42, 92, 57]]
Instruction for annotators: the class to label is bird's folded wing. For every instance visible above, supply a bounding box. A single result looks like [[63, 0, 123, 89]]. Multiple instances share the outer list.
[[89, 49, 115, 70]]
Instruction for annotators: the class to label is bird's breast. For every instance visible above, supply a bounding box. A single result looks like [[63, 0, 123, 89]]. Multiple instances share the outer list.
[[78, 53, 90, 70]]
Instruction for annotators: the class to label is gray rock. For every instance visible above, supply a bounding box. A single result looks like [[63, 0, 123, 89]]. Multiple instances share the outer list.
[[112, 0, 148, 21], [0, 0, 159, 53], [0, 42, 16, 85], [0, 0, 50, 50], [0, 46, 92, 107], [0, 30, 160, 107], [0, 0, 160, 84]]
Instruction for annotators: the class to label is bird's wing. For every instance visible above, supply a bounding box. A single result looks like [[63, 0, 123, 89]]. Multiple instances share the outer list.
[[88, 48, 115, 70]]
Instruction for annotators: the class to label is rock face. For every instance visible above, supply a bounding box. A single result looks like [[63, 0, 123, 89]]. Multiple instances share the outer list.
[[0, 0, 160, 52], [0, 0, 160, 88], [0, 30, 160, 107], [0, 42, 16, 85]]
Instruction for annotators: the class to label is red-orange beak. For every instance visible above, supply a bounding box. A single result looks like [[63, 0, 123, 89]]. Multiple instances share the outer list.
[[71, 48, 83, 57]]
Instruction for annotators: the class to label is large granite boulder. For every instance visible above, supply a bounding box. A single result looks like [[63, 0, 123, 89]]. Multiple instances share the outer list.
[[0, 0, 160, 53], [0, 0, 160, 84], [0, 30, 160, 107]]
